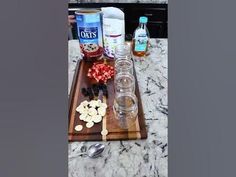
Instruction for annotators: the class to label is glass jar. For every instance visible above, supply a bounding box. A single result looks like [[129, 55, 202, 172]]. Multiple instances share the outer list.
[[113, 92, 138, 129], [114, 72, 135, 94], [115, 43, 131, 60], [115, 58, 134, 75]]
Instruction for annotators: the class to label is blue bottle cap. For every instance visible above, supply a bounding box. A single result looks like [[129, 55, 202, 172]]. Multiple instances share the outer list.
[[139, 16, 148, 23]]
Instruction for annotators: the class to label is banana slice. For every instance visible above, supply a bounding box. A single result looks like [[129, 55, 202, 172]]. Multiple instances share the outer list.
[[77, 100, 107, 125], [76, 105, 88, 114], [100, 103, 108, 109], [79, 114, 87, 121], [97, 99, 102, 104], [86, 122, 94, 128], [89, 100, 99, 108], [85, 115, 93, 122], [93, 115, 102, 123], [81, 100, 89, 107], [88, 108, 97, 116], [75, 105, 84, 113], [75, 125, 83, 132], [98, 107, 106, 116]]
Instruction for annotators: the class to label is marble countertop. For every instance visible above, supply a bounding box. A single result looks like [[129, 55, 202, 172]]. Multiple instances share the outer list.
[[68, 38, 168, 177], [69, 0, 168, 4]]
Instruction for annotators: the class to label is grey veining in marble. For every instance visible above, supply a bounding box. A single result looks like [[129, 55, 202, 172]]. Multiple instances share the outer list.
[[70, 0, 168, 4], [68, 38, 168, 177]]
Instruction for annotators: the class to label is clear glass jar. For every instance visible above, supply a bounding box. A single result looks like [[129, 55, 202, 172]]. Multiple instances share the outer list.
[[114, 72, 135, 94], [115, 43, 131, 60], [115, 58, 133, 75], [113, 92, 138, 129]]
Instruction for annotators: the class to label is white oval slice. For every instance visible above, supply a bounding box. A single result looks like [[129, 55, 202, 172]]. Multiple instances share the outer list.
[[76, 105, 84, 113], [97, 99, 102, 105], [101, 129, 108, 136], [98, 107, 106, 116], [93, 115, 102, 123], [88, 108, 97, 116], [86, 122, 94, 128], [84, 115, 92, 122], [77, 106, 89, 115], [100, 103, 108, 109], [81, 100, 89, 107], [79, 114, 87, 121], [75, 125, 83, 132], [89, 100, 98, 108]]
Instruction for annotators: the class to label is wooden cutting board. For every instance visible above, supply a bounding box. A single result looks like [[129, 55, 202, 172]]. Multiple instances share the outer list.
[[68, 59, 147, 141]]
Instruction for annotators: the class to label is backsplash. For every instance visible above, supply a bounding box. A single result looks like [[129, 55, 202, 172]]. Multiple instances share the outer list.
[[69, 0, 168, 4]]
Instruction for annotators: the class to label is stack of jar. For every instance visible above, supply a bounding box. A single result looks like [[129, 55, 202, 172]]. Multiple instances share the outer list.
[[113, 43, 138, 129]]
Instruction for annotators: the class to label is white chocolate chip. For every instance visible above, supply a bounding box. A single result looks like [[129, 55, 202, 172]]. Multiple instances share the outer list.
[[75, 125, 83, 132]]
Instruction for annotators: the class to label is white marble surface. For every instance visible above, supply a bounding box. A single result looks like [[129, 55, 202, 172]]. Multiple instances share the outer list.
[[68, 39, 168, 177]]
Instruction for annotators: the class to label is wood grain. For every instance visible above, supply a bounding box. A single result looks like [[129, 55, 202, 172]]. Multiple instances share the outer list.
[[68, 59, 147, 141]]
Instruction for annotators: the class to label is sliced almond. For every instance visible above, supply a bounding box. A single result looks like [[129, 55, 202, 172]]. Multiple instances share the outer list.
[[86, 122, 94, 128], [75, 125, 83, 132]]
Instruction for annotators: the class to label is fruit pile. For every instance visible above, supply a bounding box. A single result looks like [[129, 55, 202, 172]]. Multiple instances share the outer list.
[[81, 83, 108, 100], [87, 63, 114, 83]]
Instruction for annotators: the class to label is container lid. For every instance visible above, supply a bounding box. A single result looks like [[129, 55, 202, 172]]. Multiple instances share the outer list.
[[139, 16, 148, 23], [75, 8, 101, 15]]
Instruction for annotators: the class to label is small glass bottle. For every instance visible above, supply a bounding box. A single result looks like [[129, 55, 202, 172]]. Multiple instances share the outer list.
[[132, 16, 150, 58]]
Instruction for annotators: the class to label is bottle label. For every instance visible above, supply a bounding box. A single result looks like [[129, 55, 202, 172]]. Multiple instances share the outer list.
[[79, 27, 98, 43], [76, 13, 102, 45], [75, 12, 103, 59], [103, 18, 125, 58], [134, 34, 148, 52]]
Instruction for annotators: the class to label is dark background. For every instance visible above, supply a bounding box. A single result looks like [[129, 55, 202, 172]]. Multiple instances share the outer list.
[[68, 3, 168, 40], [1, 0, 236, 177]]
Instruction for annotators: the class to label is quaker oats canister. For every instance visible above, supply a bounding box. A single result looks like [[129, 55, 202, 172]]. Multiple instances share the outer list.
[[75, 9, 103, 61]]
